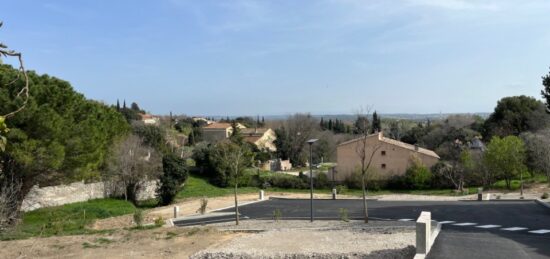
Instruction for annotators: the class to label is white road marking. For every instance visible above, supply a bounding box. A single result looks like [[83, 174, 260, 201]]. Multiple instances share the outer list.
[[452, 222, 477, 226], [501, 227, 528, 231], [528, 229, 550, 234], [398, 219, 414, 221], [476, 224, 501, 229], [437, 221, 455, 224]]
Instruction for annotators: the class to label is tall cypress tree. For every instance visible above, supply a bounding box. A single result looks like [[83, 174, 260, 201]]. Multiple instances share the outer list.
[[541, 68, 550, 113]]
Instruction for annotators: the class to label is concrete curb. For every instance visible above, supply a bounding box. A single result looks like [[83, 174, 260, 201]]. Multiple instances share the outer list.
[[535, 199, 550, 210], [413, 213, 442, 259]]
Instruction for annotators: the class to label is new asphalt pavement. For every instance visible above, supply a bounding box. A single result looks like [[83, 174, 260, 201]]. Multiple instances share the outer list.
[[173, 198, 550, 258]]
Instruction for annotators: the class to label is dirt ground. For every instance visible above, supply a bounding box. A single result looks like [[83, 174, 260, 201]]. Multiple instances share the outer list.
[[0, 227, 241, 259], [2, 186, 548, 259]]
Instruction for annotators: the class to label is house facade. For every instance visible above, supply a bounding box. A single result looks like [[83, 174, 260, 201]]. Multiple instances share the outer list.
[[336, 132, 439, 182], [241, 128, 277, 152], [202, 122, 245, 142], [139, 114, 160, 125]]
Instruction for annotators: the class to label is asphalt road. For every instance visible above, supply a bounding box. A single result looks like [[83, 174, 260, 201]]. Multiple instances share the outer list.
[[173, 198, 550, 258]]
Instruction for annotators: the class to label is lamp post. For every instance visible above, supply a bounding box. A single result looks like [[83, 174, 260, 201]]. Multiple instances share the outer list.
[[307, 139, 318, 222]]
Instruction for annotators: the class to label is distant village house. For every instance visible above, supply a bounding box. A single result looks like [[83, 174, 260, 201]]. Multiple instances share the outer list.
[[335, 132, 439, 182]]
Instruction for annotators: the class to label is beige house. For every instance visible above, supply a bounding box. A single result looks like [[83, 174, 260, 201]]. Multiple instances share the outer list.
[[139, 114, 160, 125], [241, 128, 277, 152], [335, 132, 439, 182], [202, 122, 245, 142]]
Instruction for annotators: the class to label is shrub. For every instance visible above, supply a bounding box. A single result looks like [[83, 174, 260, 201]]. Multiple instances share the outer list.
[[158, 153, 189, 206], [335, 185, 348, 194], [542, 192, 549, 199], [197, 197, 208, 215], [273, 209, 282, 222], [262, 174, 308, 189], [339, 208, 349, 222], [404, 163, 432, 189], [133, 209, 144, 227], [154, 216, 164, 227], [315, 172, 330, 188]]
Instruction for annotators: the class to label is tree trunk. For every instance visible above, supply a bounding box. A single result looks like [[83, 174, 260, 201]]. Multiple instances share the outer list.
[[362, 172, 368, 223], [234, 182, 239, 225]]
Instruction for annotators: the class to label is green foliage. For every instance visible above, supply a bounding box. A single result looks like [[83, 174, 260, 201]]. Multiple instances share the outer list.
[[404, 160, 432, 189], [157, 153, 189, 206], [132, 124, 167, 153], [483, 95, 549, 138], [542, 192, 549, 199], [272, 208, 282, 222], [339, 208, 349, 222], [541, 67, 550, 113], [177, 174, 259, 199], [1, 199, 134, 239], [133, 209, 144, 227], [484, 135, 527, 189], [210, 140, 254, 188], [0, 64, 129, 185], [0, 116, 7, 152]]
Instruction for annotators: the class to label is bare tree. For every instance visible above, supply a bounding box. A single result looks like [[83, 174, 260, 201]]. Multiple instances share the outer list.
[[0, 22, 29, 119], [434, 141, 472, 192], [0, 174, 21, 232], [275, 114, 318, 166], [106, 134, 161, 205], [521, 130, 550, 185], [354, 107, 382, 223], [212, 140, 252, 225], [0, 21, 29, 232]]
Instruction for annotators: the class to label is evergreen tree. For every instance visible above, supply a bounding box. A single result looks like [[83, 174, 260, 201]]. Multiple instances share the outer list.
[[123, 100, 127, 109], [261, 116, 265, 125], [116, 99, 120, 111], [541, 67, 550, 113], [328, 119, 333, 130], [371, 111, 381, 133], [320, 117, 325, 130]]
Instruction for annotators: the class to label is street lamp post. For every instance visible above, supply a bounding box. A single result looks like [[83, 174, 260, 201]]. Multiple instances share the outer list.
[[307, 139, 318, 222]]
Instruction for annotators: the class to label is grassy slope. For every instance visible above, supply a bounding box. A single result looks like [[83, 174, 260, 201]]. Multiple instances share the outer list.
[[2, 199, 135, 240], [176, 175, 259, 199]]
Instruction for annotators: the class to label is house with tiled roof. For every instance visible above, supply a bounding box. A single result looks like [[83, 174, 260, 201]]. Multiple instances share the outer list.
[[335, 132, 439, 182], [241, 128, 277, 152], [139, 113, 160, 125], [202, 122, 246, 142]]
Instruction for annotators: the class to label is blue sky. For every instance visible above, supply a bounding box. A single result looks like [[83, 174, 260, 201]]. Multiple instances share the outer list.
[[2, 0, 550, 116]]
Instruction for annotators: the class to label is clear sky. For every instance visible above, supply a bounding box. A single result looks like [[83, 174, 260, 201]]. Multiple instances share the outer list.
[[2, 0, 550, 116]]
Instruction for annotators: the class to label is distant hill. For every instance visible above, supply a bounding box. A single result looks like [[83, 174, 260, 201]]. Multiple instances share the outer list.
[[207, 113, 490, 122]]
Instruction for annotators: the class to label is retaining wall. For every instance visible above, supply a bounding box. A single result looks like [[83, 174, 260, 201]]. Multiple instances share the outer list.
[[21, 180, 158, 212]]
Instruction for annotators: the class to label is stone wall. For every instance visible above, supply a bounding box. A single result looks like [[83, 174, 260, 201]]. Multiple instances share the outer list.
[[21, 180, 158, 212]]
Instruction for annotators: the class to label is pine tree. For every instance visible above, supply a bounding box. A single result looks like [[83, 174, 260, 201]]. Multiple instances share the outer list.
[[123, 100, 127, 109], [116, 99, 120, 111], [320, 118, 325, 130]]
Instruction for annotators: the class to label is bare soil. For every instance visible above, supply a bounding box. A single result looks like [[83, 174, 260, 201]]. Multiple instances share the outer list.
[[0, 227, 241, 259]]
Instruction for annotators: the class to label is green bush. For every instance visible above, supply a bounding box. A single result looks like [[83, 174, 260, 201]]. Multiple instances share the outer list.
[[404, 163, 432, 189], [158, 153, 189, 206], [315, 172, 331, 188], [262, 174, 308, 189], [335, 185, 348, 194], [133, 209, 144, 227], [542, 192, 549, 199]]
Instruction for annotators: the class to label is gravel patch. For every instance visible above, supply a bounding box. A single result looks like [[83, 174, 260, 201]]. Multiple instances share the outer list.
[[191, 220, 415, 259]]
